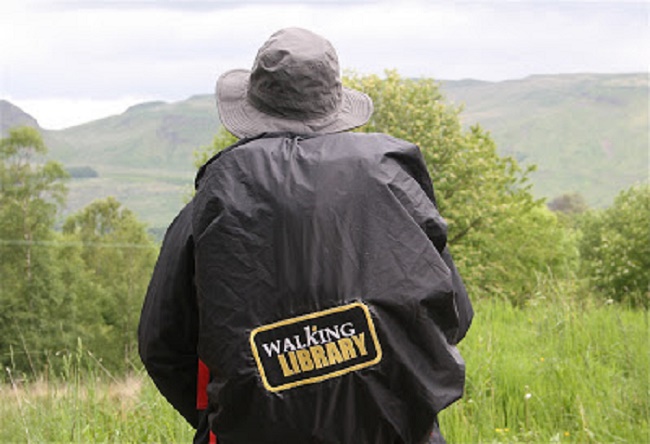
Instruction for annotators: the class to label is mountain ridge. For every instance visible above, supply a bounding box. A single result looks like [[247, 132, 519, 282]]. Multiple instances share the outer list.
[[1, 73, 647, 231], [0, 99, 40, 134]]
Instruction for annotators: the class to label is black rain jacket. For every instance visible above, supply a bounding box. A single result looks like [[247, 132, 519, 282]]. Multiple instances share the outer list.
[[139, 132, 473, 444]]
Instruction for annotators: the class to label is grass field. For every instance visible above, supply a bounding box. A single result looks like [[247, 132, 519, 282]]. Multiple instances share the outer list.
[[441, 297, 648, 443], [2, 294, 648, 443], [62, 167, 194, 235]]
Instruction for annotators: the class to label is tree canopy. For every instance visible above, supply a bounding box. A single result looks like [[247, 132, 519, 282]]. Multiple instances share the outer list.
[[579, 184, 649, 307], [0, 127, 70, 372], [62, 197, 157, 369], [1, 128, 156, 375]]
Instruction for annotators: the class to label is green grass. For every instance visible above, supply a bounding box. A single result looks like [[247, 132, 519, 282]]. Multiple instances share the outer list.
[[1, 366, 194, 442], [440, 297, 648, 443], [2, 294, 648, 443]]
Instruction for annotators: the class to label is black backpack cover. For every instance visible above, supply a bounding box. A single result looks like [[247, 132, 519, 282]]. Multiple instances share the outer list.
[[192, 132, 472, 444]]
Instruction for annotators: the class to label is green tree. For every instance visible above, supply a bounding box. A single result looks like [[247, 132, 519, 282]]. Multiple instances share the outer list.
[[193, 128, 238, 169], [62, 197, 158, 371], [0, 127, 70, 372], [548, 192, 589, 215], [346, 71, 576, 303], [579, 184, 649, 307], [548, 192, 590, 229], [0, 127, 68, 282]]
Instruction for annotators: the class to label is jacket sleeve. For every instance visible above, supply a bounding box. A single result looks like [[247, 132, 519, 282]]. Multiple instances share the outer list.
[[386, 142, 473, 345], [138, 201, 200, 428], [439, 247, 473, 344]]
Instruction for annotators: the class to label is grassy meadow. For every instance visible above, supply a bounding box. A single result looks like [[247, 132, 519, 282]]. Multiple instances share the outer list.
[[441, 297, 648, 443], [2, 284, 647, 443]]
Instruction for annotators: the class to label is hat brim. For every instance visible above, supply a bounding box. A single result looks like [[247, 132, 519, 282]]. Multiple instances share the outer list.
[[216, 69, 373, 139]]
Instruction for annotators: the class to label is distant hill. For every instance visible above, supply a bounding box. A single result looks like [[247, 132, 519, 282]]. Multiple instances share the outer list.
[[0, 100, 40, 135], [440, 73, 648, 207], [43, 95, 219, 172], [36, 96, 220, 234], [2, 73, 647, 234]]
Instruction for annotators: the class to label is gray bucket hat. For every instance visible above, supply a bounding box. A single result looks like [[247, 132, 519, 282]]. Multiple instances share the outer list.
[[216, 27, 373, 138]]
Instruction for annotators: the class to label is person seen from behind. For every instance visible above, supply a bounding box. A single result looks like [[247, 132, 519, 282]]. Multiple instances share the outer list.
[[139, 27, 473, 444]]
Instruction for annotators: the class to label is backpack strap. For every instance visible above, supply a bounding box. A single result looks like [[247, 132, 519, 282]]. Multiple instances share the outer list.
[[197, 359, 218, 443], [196, 359, 210, 410]]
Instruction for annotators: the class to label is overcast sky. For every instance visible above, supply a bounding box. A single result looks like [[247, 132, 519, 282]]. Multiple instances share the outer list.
[[1, 0, 648, 129]]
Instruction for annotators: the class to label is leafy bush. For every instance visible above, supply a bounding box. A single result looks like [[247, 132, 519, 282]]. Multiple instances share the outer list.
[[579, 184, 649, 307], [62, 197, 157, 371]]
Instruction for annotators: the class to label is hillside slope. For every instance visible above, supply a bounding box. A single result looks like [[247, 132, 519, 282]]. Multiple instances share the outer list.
[[440, 73, 648, 206], [2, 73, 647, 232], [39, 96, 219, 232], [0, 100, 40, 135], [43, 95, 219, 172]]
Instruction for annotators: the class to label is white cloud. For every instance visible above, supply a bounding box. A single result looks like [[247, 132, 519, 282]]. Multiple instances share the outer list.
[[6, 96, 158, 130], [1, 1, 647, 128]]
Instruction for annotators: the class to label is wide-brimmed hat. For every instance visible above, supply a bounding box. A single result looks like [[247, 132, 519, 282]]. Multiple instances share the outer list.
[[216, 27, 373, 138]]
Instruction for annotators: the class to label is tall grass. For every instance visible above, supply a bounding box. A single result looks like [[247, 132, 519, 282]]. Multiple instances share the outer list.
[[1, 342, 194, 443], [2, 283, 648, 443], [441, 279, 649, 443]]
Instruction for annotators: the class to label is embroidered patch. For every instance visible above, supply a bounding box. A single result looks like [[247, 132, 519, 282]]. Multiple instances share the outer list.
[[250, 302, 382, 392]]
